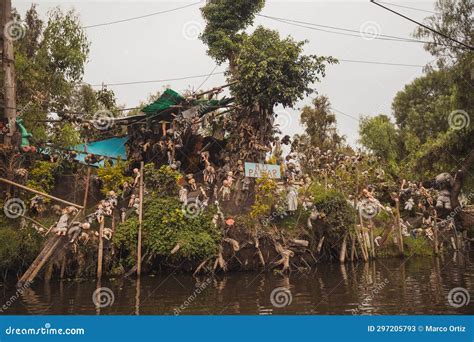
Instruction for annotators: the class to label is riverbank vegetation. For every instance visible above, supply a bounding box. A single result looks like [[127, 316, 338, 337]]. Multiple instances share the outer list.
[[0, 0, 472, 283]]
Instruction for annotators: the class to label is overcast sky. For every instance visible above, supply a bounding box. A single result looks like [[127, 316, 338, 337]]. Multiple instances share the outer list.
[[14, 0, 437, 146]]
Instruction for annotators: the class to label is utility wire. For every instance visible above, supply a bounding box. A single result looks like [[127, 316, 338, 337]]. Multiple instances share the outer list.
[[83, 1, 202, 28], [194, 65, 220, 93], [258, 14, 427, 44], [89, 72, 226, 87], [370, 0, 474, 51], [337, 58, 424, 67], [377, 1, 437, 14], [89, 57, 425, 88], [259, 13, 458, 49]]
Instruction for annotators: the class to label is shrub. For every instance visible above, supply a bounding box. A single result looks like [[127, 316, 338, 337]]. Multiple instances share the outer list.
[[114, 195, 221, 267], [310, 184, 356, 241], [96, 159, 131, 196], [144, 164, 181, 196]]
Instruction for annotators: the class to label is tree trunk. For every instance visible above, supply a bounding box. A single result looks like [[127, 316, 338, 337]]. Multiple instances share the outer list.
[[451, 148, 474, 209]]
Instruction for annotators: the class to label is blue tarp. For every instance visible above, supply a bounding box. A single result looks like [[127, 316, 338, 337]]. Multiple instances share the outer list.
[[72, 137, 128, 167]]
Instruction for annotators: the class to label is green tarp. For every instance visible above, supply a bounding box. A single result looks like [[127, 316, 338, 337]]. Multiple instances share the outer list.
[[141, 89, 185, 120]]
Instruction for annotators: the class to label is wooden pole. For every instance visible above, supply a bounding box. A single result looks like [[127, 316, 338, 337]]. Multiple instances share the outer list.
[[0, 178, 83, 209], [395, 198, 404, 255], [97, 219, 104, 280], [1, 0, 17, 145], [433, 209, 439, 255], [82, 167, 91, 209], [137, 161, 144, 277]]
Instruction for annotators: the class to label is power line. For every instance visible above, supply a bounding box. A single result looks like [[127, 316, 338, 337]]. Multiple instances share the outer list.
[[83, 1, 202, 29], [90, 57, 425, 88], [377, 1, 437, 14], [88, 72, 226, 87], [370, 0, 474, 51], [194, 65, 220, 93], [337, 58, 424, 68], [258, 14, 427, 44]]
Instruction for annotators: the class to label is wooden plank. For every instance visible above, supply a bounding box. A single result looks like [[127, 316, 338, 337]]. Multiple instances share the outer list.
[[0, 177, 83, 209]]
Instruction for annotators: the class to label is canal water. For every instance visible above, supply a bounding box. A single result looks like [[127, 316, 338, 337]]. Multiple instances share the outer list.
[[1, 255, 473, 315]]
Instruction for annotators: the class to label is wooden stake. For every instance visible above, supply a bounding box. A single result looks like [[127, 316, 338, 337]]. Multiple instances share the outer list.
[[97, 219, 104, 280], [0, 178, 83, 209], [82, 167, 91, 209], [395, 198, 404, 255], [137, 161, 144, 277], [433, 210, 439, 255]]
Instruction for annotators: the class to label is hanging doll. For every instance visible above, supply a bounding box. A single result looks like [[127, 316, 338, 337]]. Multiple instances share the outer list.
[[187, 174, 197, 191], [219, 179, 231, 201], [179, 186, 188, 205]]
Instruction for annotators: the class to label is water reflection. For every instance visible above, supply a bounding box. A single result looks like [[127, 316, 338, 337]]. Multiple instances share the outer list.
[[1, 255, 472, 315]]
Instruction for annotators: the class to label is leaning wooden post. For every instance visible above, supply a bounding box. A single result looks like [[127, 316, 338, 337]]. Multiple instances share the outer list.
[[395, 197, 404, 255], [97, 219, 105, 280], [433, 209, 439, 255], [83, 167, 91, 209], [137, 161, 144, 277], [0, 178, 83, 209]]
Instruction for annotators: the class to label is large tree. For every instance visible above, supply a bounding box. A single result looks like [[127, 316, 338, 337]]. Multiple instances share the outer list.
[[200, 0, 336, 163], [300, 95, 343, 151], [2, 5, 90, 148]]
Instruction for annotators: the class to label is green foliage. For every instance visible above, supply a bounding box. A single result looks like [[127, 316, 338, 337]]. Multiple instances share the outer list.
[[10, 5, 90, 144], [359, 115, 401, 162], [231, 27, 337, 108], [114, 196, 221, 265], [144, 164, 180, 196], [403, 236, 433, 257], [26, 160, 59, 193], [96, 160, 131, 196], [310, 184, 356, 240], [200, 0, 265, 64], [0, 221, 43, 274], [300, 95, 344, 150], [250, 175, 278, 221]]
